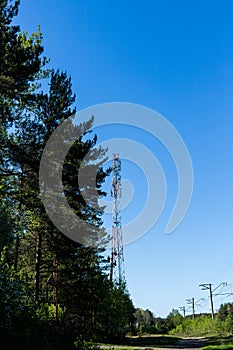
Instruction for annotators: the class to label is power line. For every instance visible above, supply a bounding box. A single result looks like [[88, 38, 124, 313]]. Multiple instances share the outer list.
[[195, 298, 208, 311], [177, 282, 233, 318], [205, 253, 233, 283]]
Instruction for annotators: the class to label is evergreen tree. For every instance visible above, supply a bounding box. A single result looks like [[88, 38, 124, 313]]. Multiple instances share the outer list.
[[0, 199, 15, 254], [0, 1, 135, 346]]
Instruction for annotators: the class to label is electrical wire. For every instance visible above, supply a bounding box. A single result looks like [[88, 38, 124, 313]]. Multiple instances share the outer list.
[[205, 253, 233, 283]]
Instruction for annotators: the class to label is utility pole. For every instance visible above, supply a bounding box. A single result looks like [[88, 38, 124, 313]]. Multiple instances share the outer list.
[[179, 306, 186, 318], [199, 283, 214, 319], [187, 297, 195, 319], [209, 284, 214, 320], [199, 282, 227, 320]]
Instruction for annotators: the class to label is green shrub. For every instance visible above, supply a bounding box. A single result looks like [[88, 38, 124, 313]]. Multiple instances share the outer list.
[[74, 336, 99, 350], [35, 303, 66, 321], [170, 314, 233, 338]]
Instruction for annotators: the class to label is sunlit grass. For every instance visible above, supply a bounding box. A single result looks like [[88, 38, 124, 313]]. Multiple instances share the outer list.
[[202, 345, 233, 350]]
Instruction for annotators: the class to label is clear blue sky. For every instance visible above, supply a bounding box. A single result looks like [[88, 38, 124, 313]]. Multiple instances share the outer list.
[[16, 0, 233, 317]]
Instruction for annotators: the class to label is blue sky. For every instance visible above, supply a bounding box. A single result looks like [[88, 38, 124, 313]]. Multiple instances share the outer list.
[[16, 0, 233, 317]]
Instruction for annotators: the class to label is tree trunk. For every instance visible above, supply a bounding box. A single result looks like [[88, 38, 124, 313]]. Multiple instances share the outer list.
[[14, 167, 24, 271], [34, 231, 42, 302], [14, 233, 20, 270]]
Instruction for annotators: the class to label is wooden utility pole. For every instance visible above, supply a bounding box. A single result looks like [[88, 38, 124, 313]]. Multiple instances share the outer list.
[[199, 283, 214, 319], [209, 284, 214, 320], [179, 306, 186, 318], [187, 297, 195, 319]]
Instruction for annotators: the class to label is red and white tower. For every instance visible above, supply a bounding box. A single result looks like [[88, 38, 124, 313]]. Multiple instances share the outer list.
[[110, 154, 125, 285]]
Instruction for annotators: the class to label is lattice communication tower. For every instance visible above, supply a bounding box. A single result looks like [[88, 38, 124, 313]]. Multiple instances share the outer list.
[[110, 154, 125, 285]]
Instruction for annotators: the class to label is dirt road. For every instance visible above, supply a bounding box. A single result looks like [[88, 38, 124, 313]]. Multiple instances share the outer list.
[[171, 337, 206, 349], [144, 337, 206, 349], [100, 336, 206, 349]]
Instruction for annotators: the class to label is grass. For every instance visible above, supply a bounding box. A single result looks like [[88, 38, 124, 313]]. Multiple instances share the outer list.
[[101, 348, 141, 350], [202, 345, 233, 350], [202, 335, 233, 350]]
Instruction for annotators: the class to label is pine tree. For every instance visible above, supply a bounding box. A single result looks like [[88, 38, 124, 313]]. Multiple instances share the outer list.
[[0, 2, 135, 345]]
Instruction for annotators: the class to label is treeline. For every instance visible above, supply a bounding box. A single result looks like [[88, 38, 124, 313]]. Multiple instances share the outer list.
[[134, 308, 183, 334], [0, 1, 134, 349], [135, 304, 233, 337]]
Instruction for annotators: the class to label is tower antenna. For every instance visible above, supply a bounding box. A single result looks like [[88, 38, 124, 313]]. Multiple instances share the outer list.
[[110, 153, 125, 285]]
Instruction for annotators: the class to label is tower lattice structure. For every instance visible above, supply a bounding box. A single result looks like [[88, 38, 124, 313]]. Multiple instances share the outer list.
[[110, 154, 125, 285]]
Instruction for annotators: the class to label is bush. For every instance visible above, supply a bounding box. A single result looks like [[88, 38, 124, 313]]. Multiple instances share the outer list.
[[170, 314, 233, 337], [0, 248, 33, 334], [35, 303, 66, 321], [74, 336, 99, 350]]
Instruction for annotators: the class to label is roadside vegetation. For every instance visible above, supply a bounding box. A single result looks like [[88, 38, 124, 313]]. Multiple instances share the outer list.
[[170, 303, 233, 338], [202, 335, 233, 350]]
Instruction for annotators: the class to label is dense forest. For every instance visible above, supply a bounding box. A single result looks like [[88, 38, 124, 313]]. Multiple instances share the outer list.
[[0, 1, 135, 349]]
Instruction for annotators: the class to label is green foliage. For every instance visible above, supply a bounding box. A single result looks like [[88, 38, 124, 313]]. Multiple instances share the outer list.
[[0, 200, 15, 253], [134, 308, 155, 334], [0, 247, 32, 333], [0, 0, 49, 105], [202, 335, 233, 350], [169, 305, 233, 338], [35, 303, 66, 321], [217, 304, 233, 335], [166, 308, 183, 330], [218, 304, 233, 323], [74, 336, 100, 350], [170, 313, 233, 337], [101, 284, 135, 340], [0, 1, 136, 348], [152, 317, 170, 334], [170, 315, 211, 336], [203, 345, 233, 350], [133, 308, 183, 335]]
